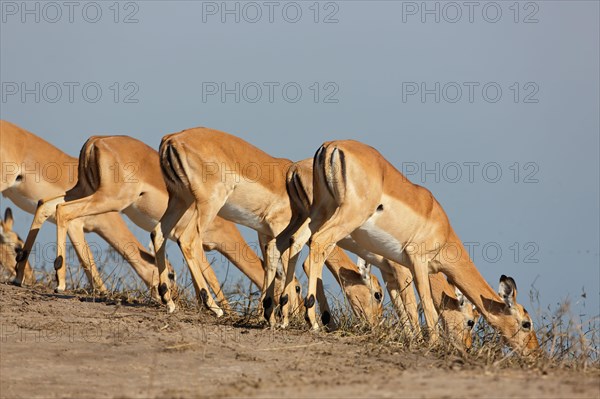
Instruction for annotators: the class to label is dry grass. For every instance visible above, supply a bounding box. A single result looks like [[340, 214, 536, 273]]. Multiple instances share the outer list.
[[23, 245, 600, 373]]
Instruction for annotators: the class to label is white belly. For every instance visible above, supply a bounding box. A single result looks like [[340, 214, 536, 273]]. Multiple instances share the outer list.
[[218, 202, 264, 233], [123, 205, 160, 232], [351, 216, 406, 262], [3, 189, 39, 215]]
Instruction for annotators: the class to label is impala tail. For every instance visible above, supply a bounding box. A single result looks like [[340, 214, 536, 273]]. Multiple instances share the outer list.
[[314, 143, 347, 206], [77, 137, 103, 192], [287, 168, 312, 211], [159, 136, 191, 193]]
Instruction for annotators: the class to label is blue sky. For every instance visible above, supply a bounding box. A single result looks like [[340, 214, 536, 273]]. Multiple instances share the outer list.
[[1, 1, 598, 320]]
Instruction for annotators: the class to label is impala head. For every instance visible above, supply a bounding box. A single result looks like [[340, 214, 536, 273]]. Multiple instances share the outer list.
[[343, 257, 383, 325], [0, 208, 34, 284], [441, 287, 479, 349], [491, 275, 539, 355]]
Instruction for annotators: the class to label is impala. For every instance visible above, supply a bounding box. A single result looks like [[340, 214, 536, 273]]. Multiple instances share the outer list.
[[22, 134, 380, 322], [288, 140, 539, 354], [429, 272, 480, 349], [282, 158, 478, 345], [1, 120, 165, 296], [152, 127, 385, 328], [0, 208, 34, 284]]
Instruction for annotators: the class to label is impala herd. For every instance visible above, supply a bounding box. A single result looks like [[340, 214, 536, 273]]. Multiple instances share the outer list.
[[0, 120, 539, 355]]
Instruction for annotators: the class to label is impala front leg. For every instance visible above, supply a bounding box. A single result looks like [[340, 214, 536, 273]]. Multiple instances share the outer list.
[[278, 247, 303, 328], [262, 236, 280, 328], [151, 223, 175, 313], [54, 203, 72, 293], [67, 221, 107, 293], [14, 195, 65, 286], [409, 255, 440, 344]]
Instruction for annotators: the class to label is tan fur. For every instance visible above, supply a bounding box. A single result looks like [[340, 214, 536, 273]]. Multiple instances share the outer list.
[[153, 127, 386, 328], [291, 140, 538, 354], [1, 120, 165, 295], [16, 133, 306, 316], [283, 159, 478, 346]]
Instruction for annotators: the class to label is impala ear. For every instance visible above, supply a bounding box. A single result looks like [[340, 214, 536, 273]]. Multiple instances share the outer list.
[[454, 286, 466, 308], [356, 257, 371, 282], [498, 275, 518, 308], [3, 208, 14, 231]]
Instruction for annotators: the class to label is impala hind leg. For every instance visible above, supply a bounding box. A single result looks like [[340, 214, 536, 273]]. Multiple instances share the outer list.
[[14, 196, 64, 286], [202, 259, 231, 313], [305, 220, 358, 330], [267, 219, 314, 327], [176, 220, 224, 317], [54, 193, 128, 291], [152, 197, 194, 313], [91, 211, 169, 299]]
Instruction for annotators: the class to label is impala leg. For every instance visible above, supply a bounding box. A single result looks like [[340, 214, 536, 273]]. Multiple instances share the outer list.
[[262, 236, 280, 328], [303, 205, 359, 330], [178, 208, 229, 312], [14, 196, 64, 286], [201, 258, 231, 313], [272, 218, 315, 327], [90, 211, 166, 298], [54, 193, 129, 292], [380, 270, 413, 334], [67, 221, 107, 293], [382, 260, 420, 333], [278, 248, 303, 328], [408, 255, 439, 344], [305, 236, 338, 330], [393, 263, 420, 333], [302, 257, 336, 330], [151, 196, 192, 313], [175, 218, 224, 317]]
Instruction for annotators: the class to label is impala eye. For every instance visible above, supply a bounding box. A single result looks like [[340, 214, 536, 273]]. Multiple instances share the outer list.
[[522, 321, 531, 331], [467, 320, 475, 328], [374, 292, 382, 302], [295, 285, 301, 293]]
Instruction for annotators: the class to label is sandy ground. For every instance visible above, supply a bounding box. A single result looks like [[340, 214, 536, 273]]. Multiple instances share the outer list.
[[0, 283, 598, 399]]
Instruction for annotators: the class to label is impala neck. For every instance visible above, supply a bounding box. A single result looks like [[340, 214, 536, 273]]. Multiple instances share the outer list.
[[440, 230, 506, 325]]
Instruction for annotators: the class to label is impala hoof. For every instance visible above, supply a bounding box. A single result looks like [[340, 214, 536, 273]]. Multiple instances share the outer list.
[[311, 322, 320, 331], [214, 308, 224, 318], [11, 278, 23, 287]]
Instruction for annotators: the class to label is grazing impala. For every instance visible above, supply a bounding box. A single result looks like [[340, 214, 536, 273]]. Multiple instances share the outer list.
[[0, 208, 34, 284], [1, 120, 166, 295], [288, 140, 538, 354], [283, 158, 478, 345], [16, 135, 297, 315], [152, 127, 385, 328], [22, 134, 381, 323]]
